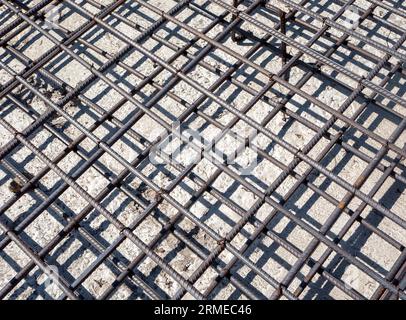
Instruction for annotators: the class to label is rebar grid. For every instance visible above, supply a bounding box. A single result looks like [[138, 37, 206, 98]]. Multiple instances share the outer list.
[[0, 0, 405, 300]]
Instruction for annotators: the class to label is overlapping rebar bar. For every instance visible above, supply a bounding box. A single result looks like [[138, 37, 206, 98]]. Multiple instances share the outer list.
[[0, 0, 405, 300]]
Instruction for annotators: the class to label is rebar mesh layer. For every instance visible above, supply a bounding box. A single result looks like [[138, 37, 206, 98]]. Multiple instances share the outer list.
[[0, 0, 405, 300]]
